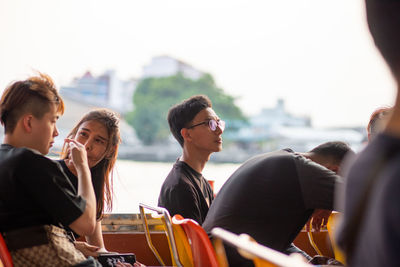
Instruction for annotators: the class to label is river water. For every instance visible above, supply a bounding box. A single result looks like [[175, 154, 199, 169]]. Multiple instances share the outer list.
[[111, 160, 240, 213]]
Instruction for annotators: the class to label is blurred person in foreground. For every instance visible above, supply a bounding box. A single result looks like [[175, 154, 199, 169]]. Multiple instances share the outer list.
[[336, 1, 400, 266], [366, 106, 392, 141], [0, 73, 99, 266], [158, 95, 224, 224], [203, 141, 354, 267]]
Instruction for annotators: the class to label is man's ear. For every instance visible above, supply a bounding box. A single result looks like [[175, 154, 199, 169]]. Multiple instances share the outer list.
[[181, 128, 192, 143], [22, 115, 34, 133]]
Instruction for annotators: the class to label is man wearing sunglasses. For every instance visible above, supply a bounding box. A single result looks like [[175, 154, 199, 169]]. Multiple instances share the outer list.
[[158, 95, 225, 224]]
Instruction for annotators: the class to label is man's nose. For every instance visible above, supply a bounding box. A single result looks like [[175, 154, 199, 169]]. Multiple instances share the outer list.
[[54, 126, 59, 137], [215, 125, 223, 134]]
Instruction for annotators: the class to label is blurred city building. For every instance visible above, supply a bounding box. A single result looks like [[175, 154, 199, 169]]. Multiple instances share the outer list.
[[253, 99, 311, 128], [60, 70, 137, 114], [225, 99, 364, 153], [142, 55, 204, 80]]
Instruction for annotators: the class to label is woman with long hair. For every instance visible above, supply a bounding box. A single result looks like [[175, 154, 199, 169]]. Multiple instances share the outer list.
[[59, 108, 121, 256]]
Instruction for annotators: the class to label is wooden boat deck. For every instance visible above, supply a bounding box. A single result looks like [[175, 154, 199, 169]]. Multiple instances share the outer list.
[[98, 213, 334, 266]]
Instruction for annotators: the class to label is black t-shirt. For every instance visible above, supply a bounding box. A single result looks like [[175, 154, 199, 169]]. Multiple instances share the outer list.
[[158, 160, 214, 224], [0, 144, 86, 232], [57, 159, 104, 217], [337, 133, 400, 267], [202, 149, 339, 266]]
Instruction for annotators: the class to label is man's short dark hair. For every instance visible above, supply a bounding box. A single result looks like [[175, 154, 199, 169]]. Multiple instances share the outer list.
[[167, 95, 212, 147], [310, 141, 354, 165], [366, 0, 400, 78]]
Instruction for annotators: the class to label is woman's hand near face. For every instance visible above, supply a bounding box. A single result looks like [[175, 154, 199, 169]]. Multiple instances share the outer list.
[[64, 138, 89, 172]]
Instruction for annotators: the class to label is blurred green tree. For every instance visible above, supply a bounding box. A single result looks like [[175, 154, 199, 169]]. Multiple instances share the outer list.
[[126, 73, 247, 145]]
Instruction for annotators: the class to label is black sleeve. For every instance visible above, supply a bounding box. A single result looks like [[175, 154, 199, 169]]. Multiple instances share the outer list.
[[295, 156, 341, 210], [17, 152, 86, 227]]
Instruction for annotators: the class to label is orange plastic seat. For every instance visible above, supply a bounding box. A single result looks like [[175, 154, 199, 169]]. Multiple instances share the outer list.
[[326, 212, 346, 264], [212, 227, 313, 267], [172, 215, 219, 267], [0, 233, 13, 267], [170, 221, 194, 266]]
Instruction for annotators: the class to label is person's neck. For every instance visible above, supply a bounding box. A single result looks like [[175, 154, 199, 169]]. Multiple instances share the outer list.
[[300, 152, 322, 165], [300, 152, 338, 173], [180, 146, 211, 173], [3, 135, 13, 146], [4, 133, 28, 150], [384, 88, 400, 138], [299, 152, 313, 161]]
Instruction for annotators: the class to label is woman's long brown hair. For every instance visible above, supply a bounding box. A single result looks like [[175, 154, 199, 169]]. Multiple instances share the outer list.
[[61, 109, 121, 219]]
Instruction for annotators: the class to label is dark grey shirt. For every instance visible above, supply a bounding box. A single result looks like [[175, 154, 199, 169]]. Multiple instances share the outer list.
[[202, 149, 340, 266], [57, 159, 105, 220]]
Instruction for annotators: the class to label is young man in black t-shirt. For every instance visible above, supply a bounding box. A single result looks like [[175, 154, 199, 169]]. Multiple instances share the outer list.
[[158, 95, 225, 224], [0, 74, 98, 266], [202, 142, 353, 267]]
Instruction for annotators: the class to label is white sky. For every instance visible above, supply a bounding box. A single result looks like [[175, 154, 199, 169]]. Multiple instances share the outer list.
[[0, 0, 396, 128]]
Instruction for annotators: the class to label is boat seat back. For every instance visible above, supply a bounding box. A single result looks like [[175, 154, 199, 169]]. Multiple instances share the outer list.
[[326, 212, 346, 264], [212, 227, 313, 267], [0, 233, 13, 267], [172, 215, 219, 267]]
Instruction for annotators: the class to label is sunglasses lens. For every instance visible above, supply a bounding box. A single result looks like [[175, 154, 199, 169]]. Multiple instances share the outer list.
[[208, 120, 226, 131], [209, 120, 217, 131]]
